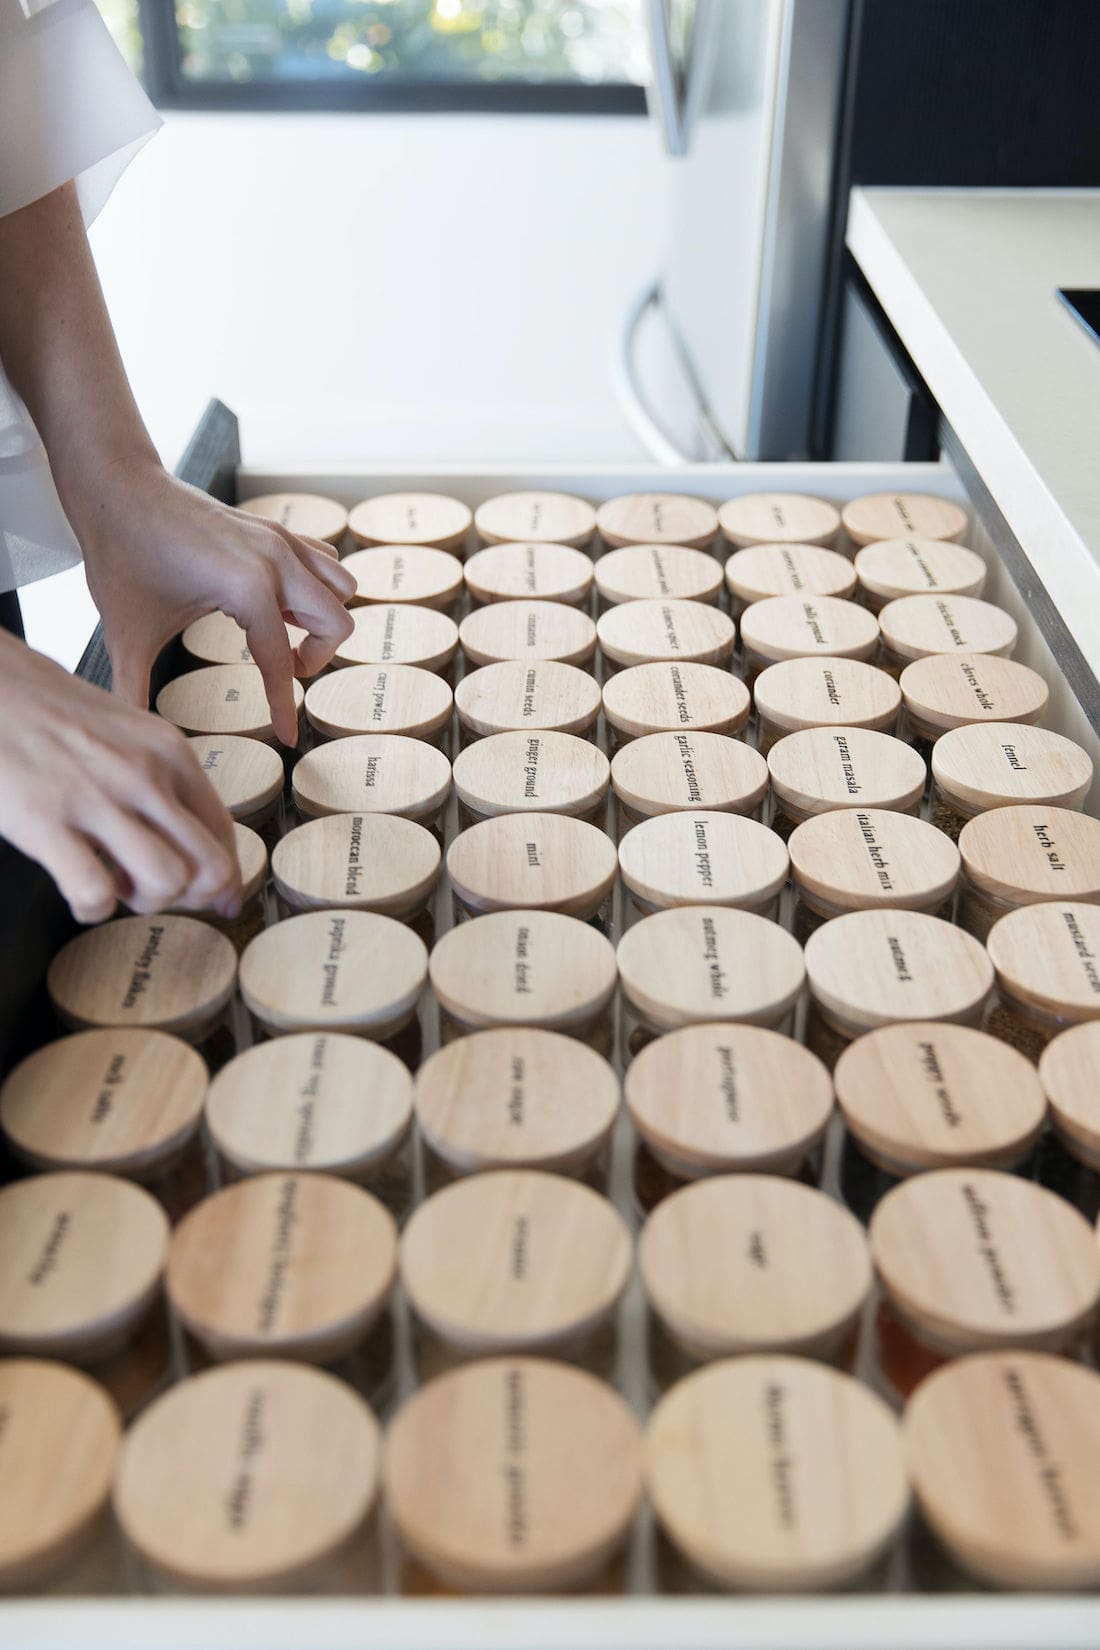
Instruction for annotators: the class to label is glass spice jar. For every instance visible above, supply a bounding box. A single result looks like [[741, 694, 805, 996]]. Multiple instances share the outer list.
[[464, 541, 595, 608], [618, 810, 788, 918], [343, 544, 464, 612], [610, 731, 769, 836], [271, 811, 441, 926], [840, 491, 968, 549], [766, 726, 926, 842], [459, 599, 597, 671], [724, 541, 856, 618], [718, 491, 842, 551], [454, 658, 601, 746], [752, 656, 901, 757], [156, 663, 304, 751], [853, 536, 986, 613], [349, 490, 471, 552], [476, 490, 596, 549], [451, 730, 610, 828], [787, 806, 960, 945], [596, 492, 717, 550], [877, 593, 1017, 677], [594, 543, 723, 609], [984, 901, 1100, 1062], [596, 598, 735, 675], [291, 733, 452, 830], [332, 602, 459, 678], [304, 663, 454, 748], [930, 721, 1093, 841], [239, 490, 348, 547], [738, 595, 879, 690], [601, 661, 750, 752], [956, 804, 1100, 941], [186, 731, 286, 851], [447, 812, 618, 924], [897, 651, 1049, 754]]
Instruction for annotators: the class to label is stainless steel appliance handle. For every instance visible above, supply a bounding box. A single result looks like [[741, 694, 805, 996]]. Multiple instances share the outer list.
[[611, 277, 694, 466], [644, 0, 687, 158]]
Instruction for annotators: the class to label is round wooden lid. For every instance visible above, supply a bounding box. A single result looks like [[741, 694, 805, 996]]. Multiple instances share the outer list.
[[753, 657, 901, 738], [228, 822, 268, 906], [206, 1033, 413, 1179], [788, 808, 960, 913], [384, 1357, 642, 1591], [464, 542, 594, 606], [835, 1022, 1047, 1174], [717, 491, 842, 549], [594, 544, 723, 606], [304, 662, 453, 742], [1, 1028, 207, 1178], [238, 491, 348, 545], [645, 1356, 908, 1591], [904, 1352, 1100, 1589], [349, 491, 471, 550], [342, 545, 463, 610], [239, 910, 427, 1038], [900, 652, 1050, 734], [739, 595, 879, 665], [414, 1028, 618, 1175], [959, 804, 1100, 905], [157, 665, 304, 743], [0, 1172, 168, 1357], [611, 731, 768, 819], [617, 907, 805, 1033], [446, 813, 618, 918], [428, 910, 617, 1031], [870, 1168, 1100, 1353], [114, 1361, 380, 1589], [767, 727, 926, 818], [0, 1360, 121, 1589], [474, 491, 596, 549], [272, 813, 440, 917], [182, 611, 309, 669], [879, 593, 1017, 662], [625, 1023, 833, 1177], [724, 543, 856, 605], [854, 537, 986, 604], [291, 733, 451, 822], [596, 493, 718, 550], [602, 661, 750, 740], [452, 731, 610, 819], [333, 603, 459, 674], [188, 733, 285, 821], [932, 722, 1093, 815], [841, 491, 968, 547], [986, 902, 1100, 1024], [166, 1172, 397, 1361], [619, 811, 788, 912], [48, 915, 237, 1038], [400, 1169, 631, 1351], [596, 599, 734, 670], [459, 600, 597, 669], [1040, 1023, 1100, 1164], [455, 660, 601, 739], [804, 910, 993, 1033]]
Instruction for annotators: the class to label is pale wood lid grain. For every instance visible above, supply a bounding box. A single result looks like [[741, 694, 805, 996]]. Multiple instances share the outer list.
[[206, 1033, 412, 1179], [788, 808, 960, 912], [291, 733, 451, 822], [724, 543, 857, 604], [304, 662, 453, 742], [767, 727, 926, 817], [753, 657, 900, 736], [596, 599, 734, 669], [596, 493, 718, 550], [958, 804, 1100, 904], [870, 1168, 1100, 1351], [188, 732, 284, 820], [238, 491, 348, 545], [879, 593, 1017, 662], [182, 611, 308, 668], [455, 660, 601, 739], [414, 1028, 618, 1174], [1, 1028, 207, 1178], [446, 813, 618, 917], [617, 907, 805, 1033], [114, 1361, 380, 1589], [429, 910, 617, 1031], [48, 915, 237, 1037], [239, 910, 427, 1037], [0, 1360, 121, 1590], [904, 1352, 1100, 1590], [1040, 1023, 1100, 1163], [459, 600, 597, 668], [899, 652, 1050, 733], [625, 1023, 833, 1176], [602, 661, 750, 739], [166, 1173, 397, 1360], [343, 545, 463, 610], [333, 603, 459, 673], [594, 543, 723, 605], [272, 813, 440, 916], [619, 811, 788, 911], [157, 665, 304, 743], [804, 910, 993, 1032], [645, 1356, 908, 1591], [464, 542, 594, 605], [739, 595, 879, 665], [932, 722, 1093, 814], [986, 902, 1100, 1023], [0, 1172, 168, 1356], [841, 491, 968, 547], [229, 822, 268, 905], [475, 491, 596, 548], [384, 1357, 642, 1591], [835, 1022, 1047, 1173], [718, 492, 842, 549], [611, 731, 768, 818], [400, 1169, 631, 1350], [452, 730, 609, 819], [349, 491, 471, 550], [854, 537, 987, 603]]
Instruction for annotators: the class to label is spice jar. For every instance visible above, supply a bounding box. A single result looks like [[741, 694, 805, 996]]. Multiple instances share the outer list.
[[767, 726, 926, 841], [475, 490, 596, 549], [752, 656, 901, 757], [464, 541, 594, 607], [272, 812, 440, 922], [724, 542, 856, 616], [739, 596, 879, 687], [596, 599, 734, 673], [619, 811, 788, 916], [596, 492, 717, 550], [238, 491, 348, 546], [1040, 1022, 1100, 1170], [239, 910, 427, 1042], [182, 611, 309, 670], [47, 914, 237, 1046], [841, 491, 968, 548], [854, 537, 987, 612], [342, 545, 463, 611], [446, 813, 618, 921], [957, 804, 1100, 940], [454, 659, 601, 743], [611, 731, 768, 829], [291, 733, 451, 826], [718, 491, 842, 550], [304, 662, 453, 746], [333, 603, 459, 676], [601, 661, 750, 747], [898, 651, 1049, 749], [985, 901, 1100, 1060], [349, 491, 471, 551], [187, 733, 285, 843], [451, 730, 610, 825], [180, 821, 267, 955], [594, 544, 723, 608], [156, 664, 304, 747], [931, 722, 1093, 841], [459, 599, 597, 670], [878, 593, 1017, 675], [788, 807, 960, 942]]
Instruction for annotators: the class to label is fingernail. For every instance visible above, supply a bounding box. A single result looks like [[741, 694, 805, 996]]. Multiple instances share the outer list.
[[216, 895, 243, 920]]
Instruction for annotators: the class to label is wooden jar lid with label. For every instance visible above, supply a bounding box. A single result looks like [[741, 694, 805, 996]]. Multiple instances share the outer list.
[[619, 811, 788, 913], [206, 1033, 412, 1180], [904, 1352, 1100, 1590], [597, 599, 734, 670], [188, 733, 284, 823], [646, 1356, 908, 1591], [475, 491, 596, 549], [899, 652, 1049, 736], [333, 604, 459, 674], [272, 813, 440, 918], [933, 723, 1093, 816], [343, 545, 463, 610], [349, 491, 471, 551], [959, 804, 1100, 908], [429, 910, 617, 1033], [167, 1173, 397, 1362], [400, 1169, 631, 1352], [0, 1172, 168, 1359], [870, 1168, 1100, 1356], [854, 537, 987, 609], [805, 910, 993, 1036], [841, 491, 968, 547], [740, 595, 879, 666], [611, 731, 768, 820], [596, 492, 718, 550], [48, 915, 237, 1040], [384, 1357, 642, 1592], [291, 733, 451, 822], [238, 491, 348, 545], [986, 902, 1100, 1028], [414, 1028, 618, 1176], [768, 727, 926, 820], [447, 813, 618, 919], [789, 808, 960, 916], [459, 600, 597, 669], [626, 1023, 833, 1179], [157, 665, 304, 744], [1040, 1023, 1100, 1168], [0, 1028, 207, 1180], [724, 543, 857, 606], [602, 662, 750, 741], [239, 910, 427, 1039], [753, 657, 901, 739], [228, 822, 268, 906], [835, 1023, 1047, 1176], [305, 663, 453, 743], [464, 542, 594, 607], [718, 492, 842, 550], [594, 544, 723, 606], [618, 907, 805, 1034], [182, 611, 309, 669], [455, 660, 600, 740], [879, 593, 1017, 663], [114, 1361, 380, 1591], [0, 1360, 121, 1591], [452, 731, 609, 820]]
